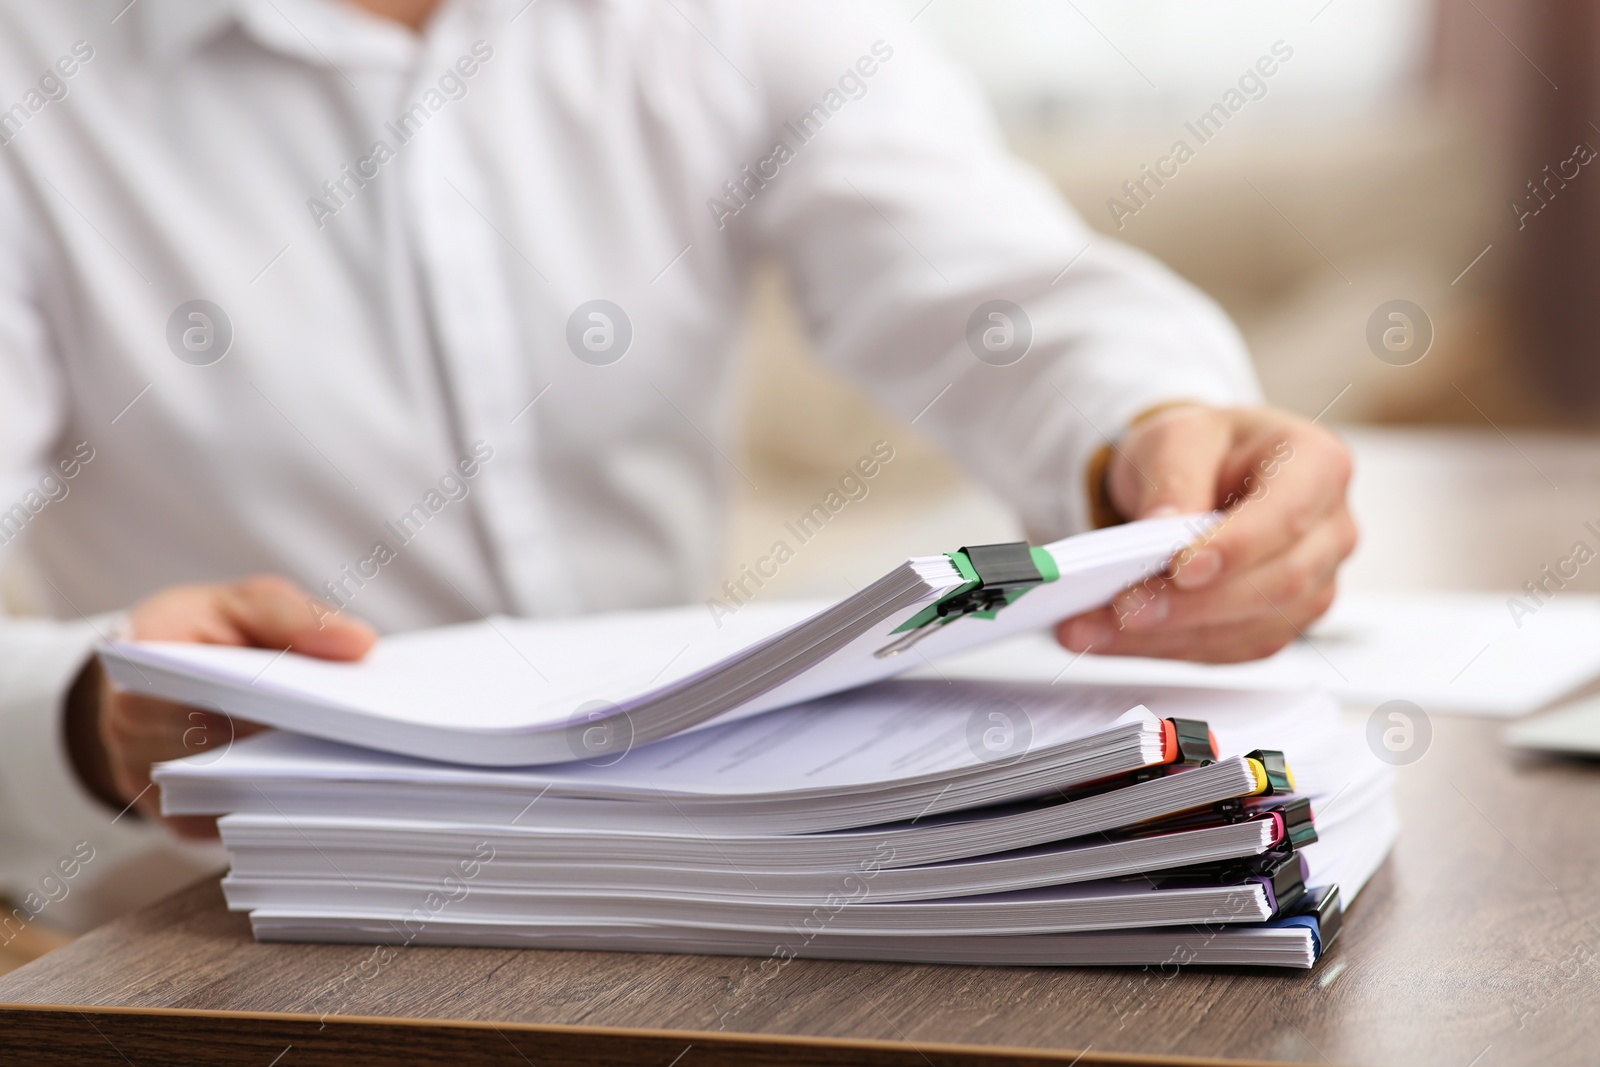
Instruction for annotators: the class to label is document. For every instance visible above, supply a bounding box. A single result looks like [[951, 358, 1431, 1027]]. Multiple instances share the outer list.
[[155, 675, 1393, 968], [134, 511, 1400, 970], [105, 515, 1206, 764], [154, 680, 1341, 834]]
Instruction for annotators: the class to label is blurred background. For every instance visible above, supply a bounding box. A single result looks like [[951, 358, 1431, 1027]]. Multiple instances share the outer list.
[[718, 0, 1600, 604]]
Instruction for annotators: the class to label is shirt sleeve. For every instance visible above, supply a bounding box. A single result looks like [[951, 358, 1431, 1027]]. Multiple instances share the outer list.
[[0, 157, 168, 922], [739, 1, 1262, 540]]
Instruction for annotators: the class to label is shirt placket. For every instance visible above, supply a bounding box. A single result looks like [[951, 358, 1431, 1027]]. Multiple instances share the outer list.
[[400, 7, 583, 619]]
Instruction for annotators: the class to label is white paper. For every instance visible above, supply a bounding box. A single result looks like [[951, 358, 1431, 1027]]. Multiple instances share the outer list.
[[1504, 694, 1600, 756], [112, 602, 823, 733], [924, 590, 1600, 717], [157, 679, 1164, 794], [107, 515, 1204, 764], [246, 915, 1323, 968]]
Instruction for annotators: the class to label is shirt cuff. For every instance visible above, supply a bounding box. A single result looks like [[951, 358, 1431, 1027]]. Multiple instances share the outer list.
[[0, 614, 157, 856]]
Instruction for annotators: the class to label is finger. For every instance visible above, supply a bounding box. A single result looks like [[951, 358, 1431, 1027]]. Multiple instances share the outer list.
[[107, 691, 200, 736], [104, 724, 219, 837], [1058, 560, 1339, 660], [219, 575, 377, 660], [105, 691, 263, 794], [1116, 579, 1337, 662], [1057, 606, 1122, 655], [1113, 615, 1304, 663], [103, 734, 161, 821], [126, 584, 254, 645], [1172, 421, 1351, 592], [1116, 508, 1355, 632], [1107, 406, 1232, 520], [1063, 598, 1330, 664], [103, 702, 180, 809], [126, 577, 378, 659], [105, 711, 247, 838]]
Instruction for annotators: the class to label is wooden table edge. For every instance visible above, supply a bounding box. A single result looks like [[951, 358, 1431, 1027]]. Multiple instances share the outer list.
[[0, 1000, 1325, 1067]]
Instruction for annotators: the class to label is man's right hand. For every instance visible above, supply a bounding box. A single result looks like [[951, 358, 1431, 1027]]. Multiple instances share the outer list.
[[66, 575, 377, 840]]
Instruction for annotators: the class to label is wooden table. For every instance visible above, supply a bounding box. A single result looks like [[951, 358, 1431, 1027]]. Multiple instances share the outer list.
[[2, 714, 1597, 1067]]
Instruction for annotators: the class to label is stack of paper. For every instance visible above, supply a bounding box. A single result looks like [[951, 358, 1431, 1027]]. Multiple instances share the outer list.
[[156, 681, 1391, 969], [122, 519, 1397, 970], [106, 517, 1208, 764]]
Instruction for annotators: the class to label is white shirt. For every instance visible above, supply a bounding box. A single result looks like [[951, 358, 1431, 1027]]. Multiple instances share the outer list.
[[0, 0, 1258, 920]]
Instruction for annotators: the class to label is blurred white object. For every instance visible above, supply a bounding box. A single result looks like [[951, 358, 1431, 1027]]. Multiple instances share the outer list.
[[924, 590, 1600, 718], [901, 0, 1435, 122], [1506, 695, 1600, 757]]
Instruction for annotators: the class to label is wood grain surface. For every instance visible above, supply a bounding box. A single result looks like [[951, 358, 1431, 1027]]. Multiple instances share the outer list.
[[1, 714, 1597, 1067]]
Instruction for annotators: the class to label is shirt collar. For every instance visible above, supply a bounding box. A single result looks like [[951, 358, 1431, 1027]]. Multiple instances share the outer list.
[[136, 0, 424, 70], [135, 0, 244, 61]]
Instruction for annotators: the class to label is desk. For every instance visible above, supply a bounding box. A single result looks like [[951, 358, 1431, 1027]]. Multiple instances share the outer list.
[[2, 715, 1597, 1067]]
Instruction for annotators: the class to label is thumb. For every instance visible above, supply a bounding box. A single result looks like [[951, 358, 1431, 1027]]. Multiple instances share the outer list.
[[1108, 406, 1232, 520], [218, 576, 377, 660]]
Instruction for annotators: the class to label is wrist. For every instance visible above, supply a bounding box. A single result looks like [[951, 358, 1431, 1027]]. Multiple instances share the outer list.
[[1086, 443, 1122, 529], [61, 655, 128, 816]]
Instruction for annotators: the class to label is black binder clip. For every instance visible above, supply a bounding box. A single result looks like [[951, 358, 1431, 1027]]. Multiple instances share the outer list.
[[1208, 793, 1318, 847], [1253, 847, 1309, 914], [1130, 718, 1217, 783], [875, 542, 1048, 658], [1154, 844, 1308, 915], [1169, 718, 1217, 765], [1211, 796, 1248, 823], [1247, 749, 1295, 795], [1292, 884, 1344, 955], [1275, 796, 1318, 849]]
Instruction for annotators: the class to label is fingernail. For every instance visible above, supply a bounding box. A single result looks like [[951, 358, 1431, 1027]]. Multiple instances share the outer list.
[[1117, 592, 1168, 630], [1062, 617, 1114, 652], [1174, 548, 1222, 589], [1144, 505, 1182, 519]]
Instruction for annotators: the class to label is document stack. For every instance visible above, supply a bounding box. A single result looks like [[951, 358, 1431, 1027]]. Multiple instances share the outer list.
[[112, 517, 1397, 970]]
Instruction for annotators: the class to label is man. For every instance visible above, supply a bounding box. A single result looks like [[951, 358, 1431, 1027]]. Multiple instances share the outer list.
[[0, 0, 1354, 919]]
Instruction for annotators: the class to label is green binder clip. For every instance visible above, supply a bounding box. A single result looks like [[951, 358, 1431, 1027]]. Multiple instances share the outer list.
[[874, 541, 1058, 659]]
